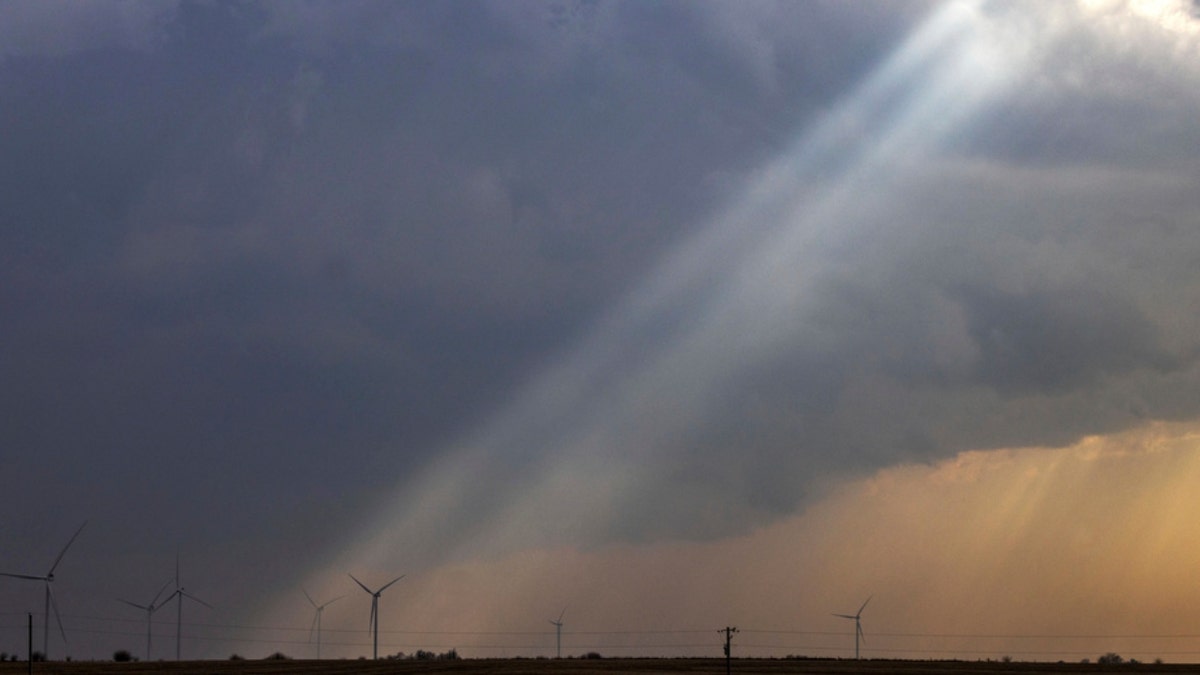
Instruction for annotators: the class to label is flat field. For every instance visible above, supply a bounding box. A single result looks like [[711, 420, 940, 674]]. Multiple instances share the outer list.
[[0, 660, 1189, 675]]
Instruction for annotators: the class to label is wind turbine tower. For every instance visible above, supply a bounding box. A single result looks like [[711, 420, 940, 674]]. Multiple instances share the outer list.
[[118, 579, 172, 661], [833, 596, 871, 660], [548, 606, 566, 658], [159, 556, 212, 660], [349, 572, 404, 660], [303, 588, 344, 659], [0, 521, 86, 660]]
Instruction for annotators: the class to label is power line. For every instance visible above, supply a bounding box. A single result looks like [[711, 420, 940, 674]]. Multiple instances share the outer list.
[[4, 610, 1200, 661]]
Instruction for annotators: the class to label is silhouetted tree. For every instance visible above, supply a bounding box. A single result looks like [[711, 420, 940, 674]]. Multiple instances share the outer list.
[[113, 649, 133, 662], [1098, 652, 1124, 664]]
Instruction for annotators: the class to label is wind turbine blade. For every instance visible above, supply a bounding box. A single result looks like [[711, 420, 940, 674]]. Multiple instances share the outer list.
[[857, 596, 872, 615], [319, 595, 345, 610], [832, 613, 856, 619], [180, 590, 212, 609], [0, 572, 46, 581], [348, 573, 373, 594], [48, 584, 67, 643], [302, 587, 318, 608], [309, 612, 319, 641], [557, 606, 567, 623], [119, 599, 150, 611], [150, 579, 173, 607], [158, 589, 180, 609], [859, 623, 866, 643], [379, 575, 405, 593], [369, 598, 377, 633], [48, 521, 87, 576]]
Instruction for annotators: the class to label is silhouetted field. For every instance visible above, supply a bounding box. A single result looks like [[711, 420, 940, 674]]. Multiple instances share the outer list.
[[0, 659, 1192, 675]]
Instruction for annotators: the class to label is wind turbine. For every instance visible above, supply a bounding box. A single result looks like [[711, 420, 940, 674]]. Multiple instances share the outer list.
[[349, 573, 403, 660], [158, 556, 211, 661], [118, 579, 173, 661], [548, 606, 566, 658], [0, 521, 86, 659], [302, 588, 344, 659], [833, 596, 871, 660]]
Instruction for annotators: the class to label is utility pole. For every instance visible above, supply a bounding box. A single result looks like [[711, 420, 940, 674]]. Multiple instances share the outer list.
[[721, 626, 738, 675], [27, 613, 33, 675]]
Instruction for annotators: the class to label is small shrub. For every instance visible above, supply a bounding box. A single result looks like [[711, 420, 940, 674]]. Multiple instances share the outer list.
[[264, 651, 291, 660], [583, 651, 603, 659], [1098, 652, 1124, 664], [228, 653, 244, 660], [113, 650, 133, 662]]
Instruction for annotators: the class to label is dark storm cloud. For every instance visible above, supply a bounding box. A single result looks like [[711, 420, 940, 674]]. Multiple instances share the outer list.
[[0, 1, 178, 58], [352, 0, 1200, 557], [0, 0, 929, 657]]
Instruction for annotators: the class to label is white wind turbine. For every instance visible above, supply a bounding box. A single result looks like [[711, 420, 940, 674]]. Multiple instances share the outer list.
[[548, 606, 567, 658], [349, 573, 404, 660], [302, 588, 344, 659], [0, 521, 86, 660], [118, 579, 172, 661], [833, 596, 871, 660], [157, 556, 211, 661]]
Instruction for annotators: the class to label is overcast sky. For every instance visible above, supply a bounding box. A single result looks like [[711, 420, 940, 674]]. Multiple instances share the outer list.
[[3, 0, 1200, 663]]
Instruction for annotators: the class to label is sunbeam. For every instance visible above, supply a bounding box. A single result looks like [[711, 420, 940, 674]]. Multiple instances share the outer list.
[[326, 0, 1034, 578]]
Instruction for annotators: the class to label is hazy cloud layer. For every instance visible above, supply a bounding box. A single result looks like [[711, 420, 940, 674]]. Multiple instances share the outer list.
[[2, 0, 1200, 660]]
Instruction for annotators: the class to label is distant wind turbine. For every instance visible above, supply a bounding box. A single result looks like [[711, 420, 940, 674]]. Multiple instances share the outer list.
[[548, 606, 567, 658], [349, 572, 404, 660], [157, 556, 212, 661], [833, 596, 871, 660], [302, 588, 344, 659], [0, 521, 86, 659], [118, 579, 172, 661]]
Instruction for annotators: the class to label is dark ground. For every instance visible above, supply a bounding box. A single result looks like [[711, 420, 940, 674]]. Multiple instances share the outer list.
[[0, 659, 1191, 675]]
